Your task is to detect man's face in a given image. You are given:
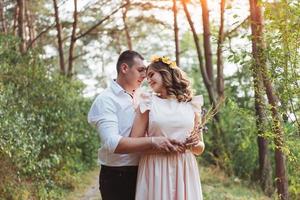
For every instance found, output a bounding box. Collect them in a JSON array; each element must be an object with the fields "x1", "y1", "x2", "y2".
[{"x1": 126, "y1": 57, "x2": 146, "y2": 90}]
